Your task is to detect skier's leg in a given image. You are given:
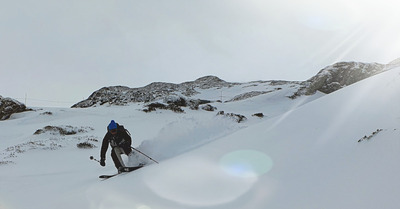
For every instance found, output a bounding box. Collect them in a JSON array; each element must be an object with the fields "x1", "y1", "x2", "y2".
[
  {"x1": 115, "y1": 147, "x2": 126, "y2": 167},
  {"x1": 122, "y1": 145, "x2": 132, "y2": 156},
  {"x1": 111, "y1": 147, "x2": 125, "y2": 169},
  {"x1": 122, "y1": 146, "x2": 136, "y2": 166}
]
